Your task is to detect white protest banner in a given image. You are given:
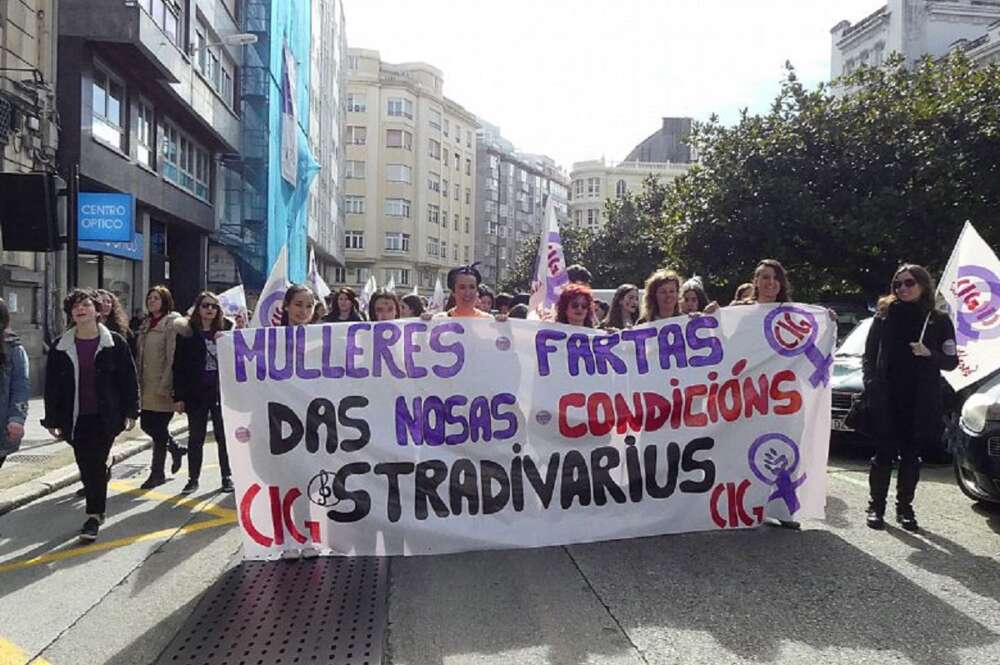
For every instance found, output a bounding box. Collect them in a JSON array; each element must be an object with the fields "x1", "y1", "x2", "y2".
[
  {"x1": 256, "y1": 245, "x2": 290, "y2": 328},
  {"x1": 218, "y1": 284, "x2": 247, "y2": 318},
  {"x1": 218, "y1": 304, "x2": 833, "y2": 559},
  {"x1": 938, "y1": 221, "x2": 1000, "y2": 390},
  {"x1": 527, "y1": 199, "x2": 568, "y2": 319}
]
